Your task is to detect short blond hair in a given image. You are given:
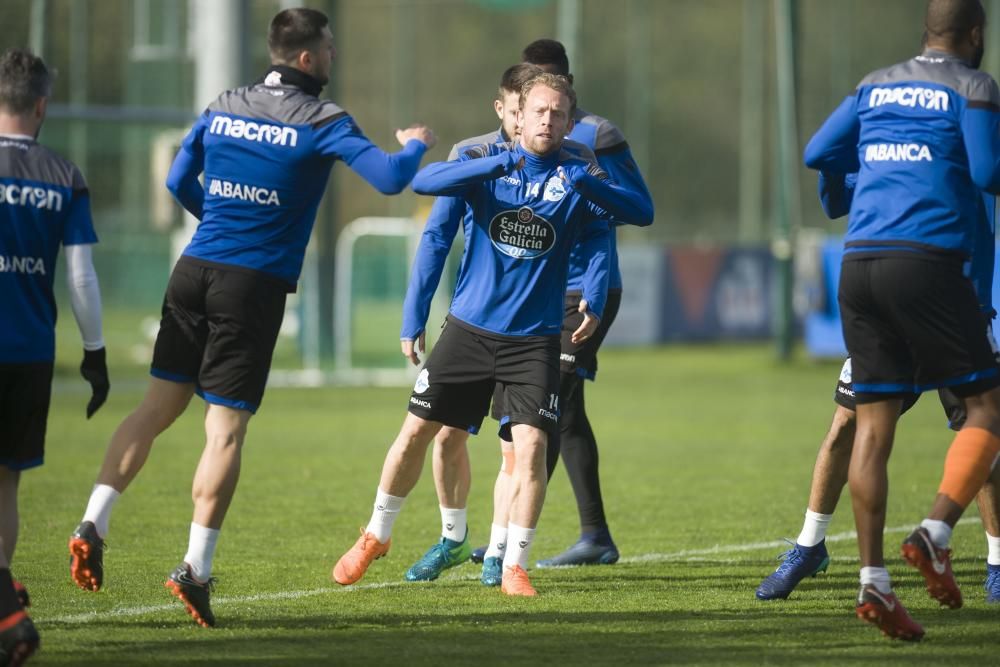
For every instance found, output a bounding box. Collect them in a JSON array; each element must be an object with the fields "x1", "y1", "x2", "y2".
[{"x1": 519, "y1": 72, "x2": 577, "y2": 112}]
